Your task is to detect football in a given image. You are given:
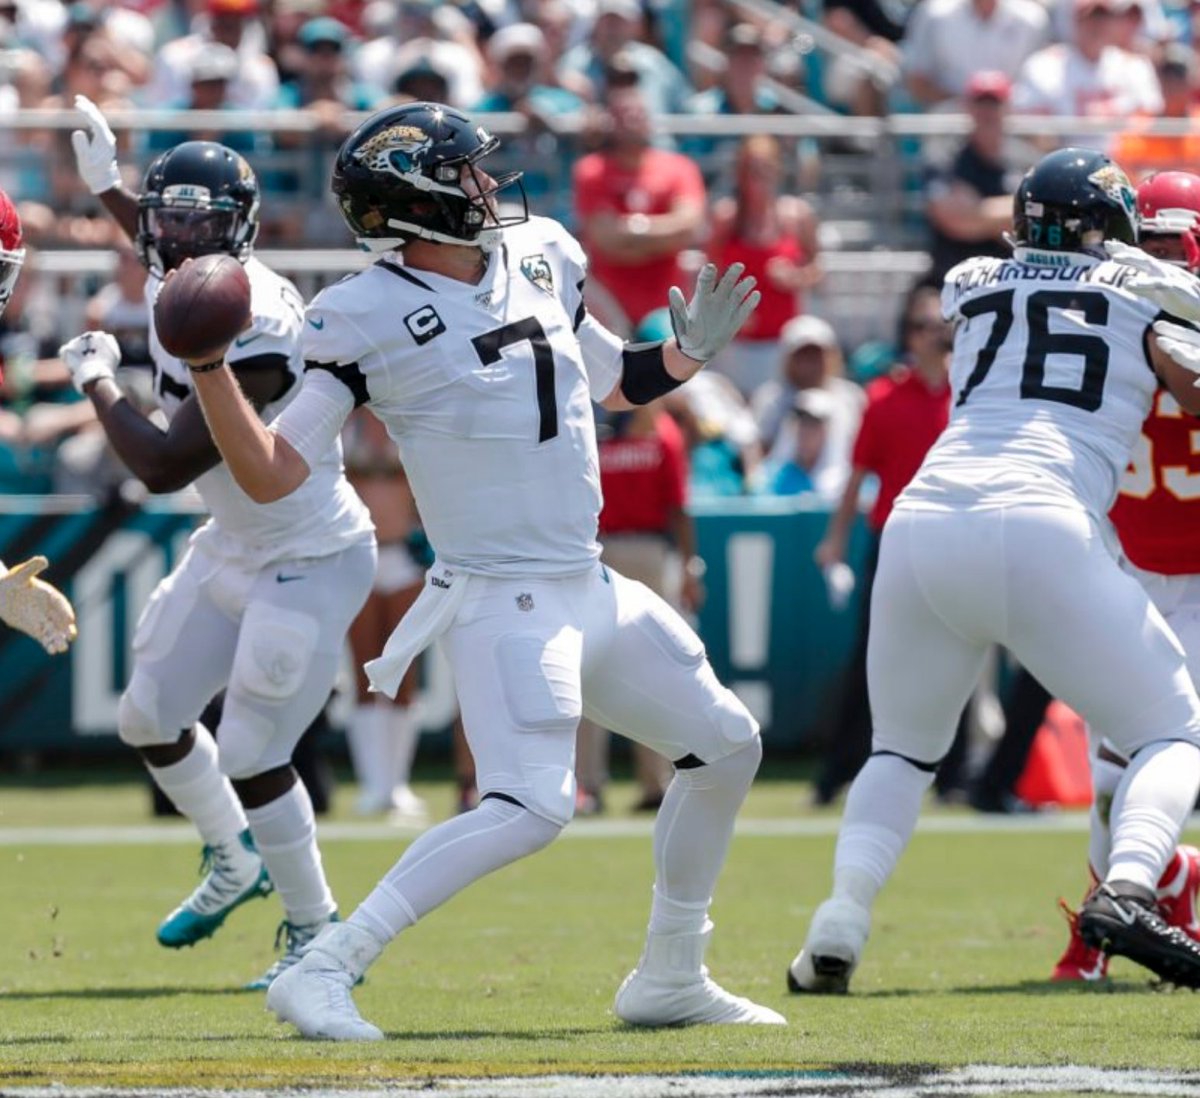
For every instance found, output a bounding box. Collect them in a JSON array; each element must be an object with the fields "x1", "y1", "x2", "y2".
[{"x1": 153, "y1": 253, "x2": 252, "y2": 362}]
